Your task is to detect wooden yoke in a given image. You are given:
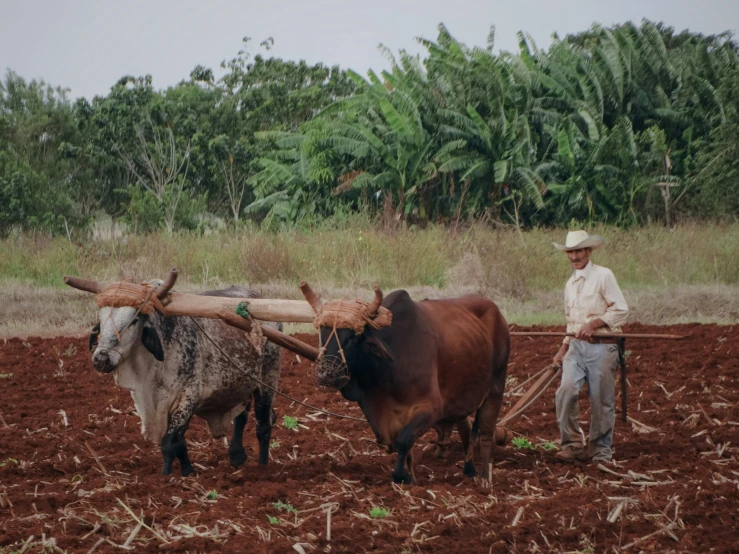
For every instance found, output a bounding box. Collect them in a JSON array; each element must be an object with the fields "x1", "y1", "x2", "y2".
[
  {"x1": 64, "y1": 270, "x2": 315, "y2": 323},
  {"x1": 164, "y1": 293, "x2": 315, "y2": 322}
]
